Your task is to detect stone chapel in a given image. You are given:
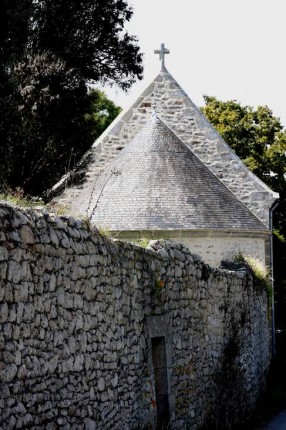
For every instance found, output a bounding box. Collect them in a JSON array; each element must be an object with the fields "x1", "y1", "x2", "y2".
[{"x1": 51, "y1": 45, "x2": 278, "y2": 267}]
